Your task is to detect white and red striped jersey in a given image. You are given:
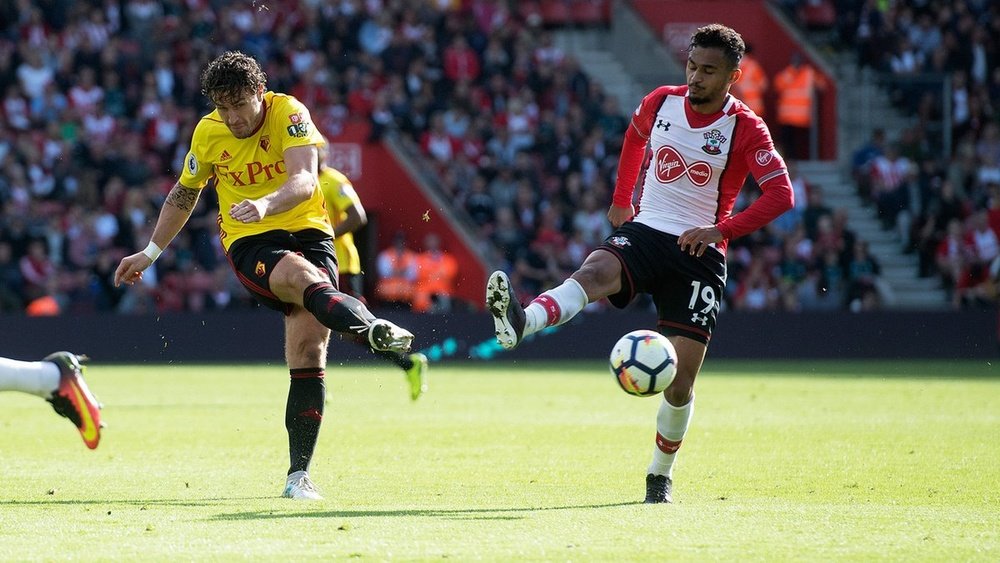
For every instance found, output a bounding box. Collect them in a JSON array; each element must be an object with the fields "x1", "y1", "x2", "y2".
[{"x1": 613, "y1": 85, "x2": 794, "y2": 255}]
